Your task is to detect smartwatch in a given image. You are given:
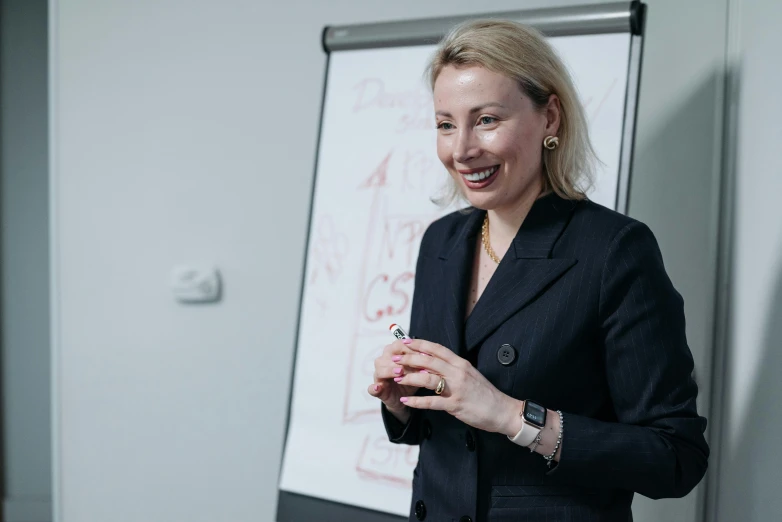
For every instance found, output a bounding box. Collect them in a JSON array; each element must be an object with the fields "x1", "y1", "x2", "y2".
[{"x1": 508, "y1": 400, "x2": 547, "y2": 447}]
